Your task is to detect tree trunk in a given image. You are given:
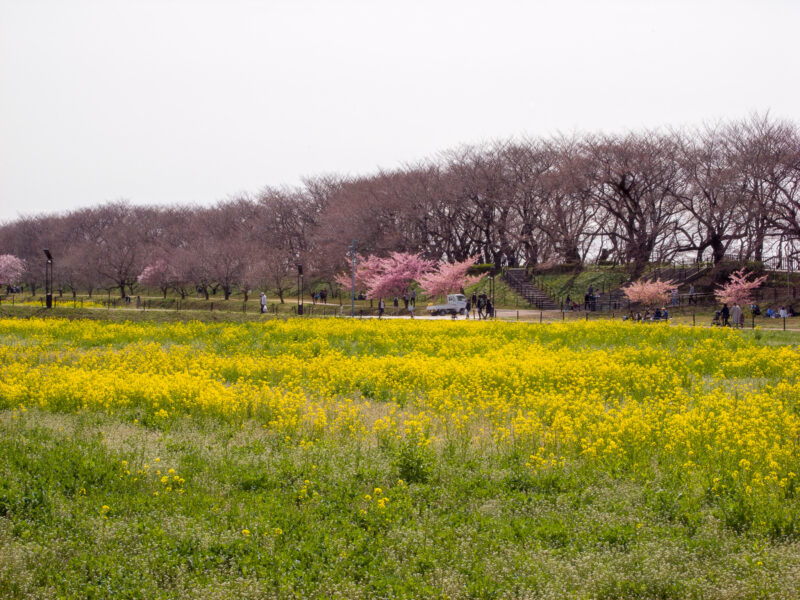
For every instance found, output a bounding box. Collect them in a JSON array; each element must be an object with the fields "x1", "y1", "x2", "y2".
[{"x1": 710, "y1": 236, "x2": 726, "y2": 264}]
